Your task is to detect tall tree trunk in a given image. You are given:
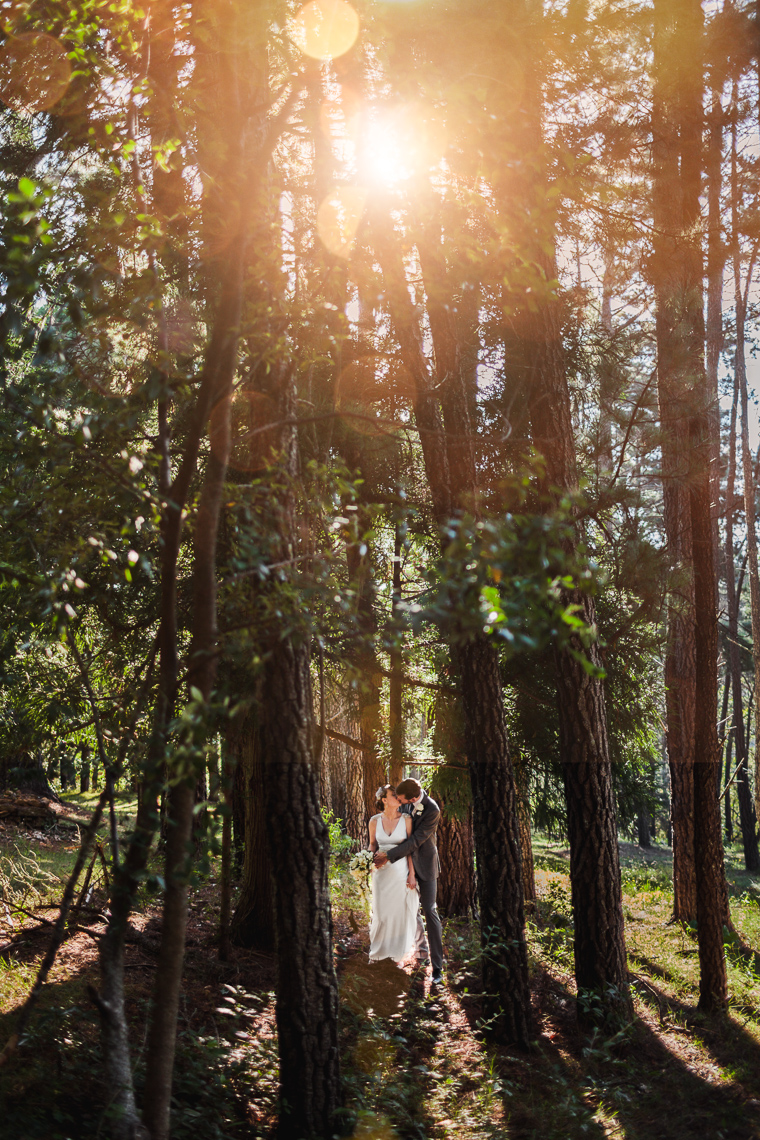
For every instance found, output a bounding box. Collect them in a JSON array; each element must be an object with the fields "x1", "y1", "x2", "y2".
[
  {"x1": 389, "y1": 522, "x2": 405, "y2": 787},
  {"x1": 514, "y1": 754, "x2": 536, "y2": 910},
  {"x1": 229, "y1": 707, "x2": 275, "y2": 950},
  {"x1": 343, "y1": 743, "x2": 365, "y2": 845},
  {"x1": 488, "y1": 0, "x2": 631, "y2": 1025},
  {"x1": 731, "y1": 84, "x2": 760, "y2": 870},
  {"x1": 667, "y1": 0, "x2": 728, "y2": 1008},
  {"x1": 79, "y1": 743, "x2": 91, "y2": 793},
  {"x1": 143, "y1": 253, "x2": 241, "y2": 1139},
  {"x1": 262, "y1": 636, "x2": 341, "y2": 1139},
  {"x1": 690, "y1": 421, "x2": 729, "y2": 1010},
  {"x1": 724, "y1": 370, "x2": 760, "y2": 870},
  {"x1": 524, "y1": 256, "x2": 630, "y2": 1025},
  {"x1": 457, "y1": 636, "x2": 531, "y2": 1045},
  {"x1": 372, "y1": 211, "x2": 532, "y2": 1044},
  {"x1": 724, "y1": 726, "x2": 734, "y2": 844},
  {"x1": 706, "y1": 80, "x2": 724, "y2": 593},
  {"x1": 435, "y1": 798, "x2": 476, "y2": 919},
  {"x1": 264, "y1": 354, "x2": 341, "y2": 1136},
  {"x1": 652, "y1": 0, "x2": 698, "y2": 922},
  {"x1": 430, "y1": 689, "x2": 477, "y2": 918}
]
